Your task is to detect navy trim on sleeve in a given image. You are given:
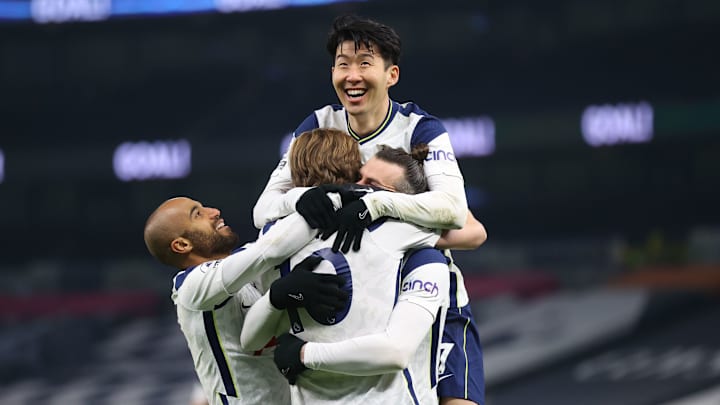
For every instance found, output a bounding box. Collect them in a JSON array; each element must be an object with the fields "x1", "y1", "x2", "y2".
[
  {"x1": 173, "y1": 265, "x2": 198, "y2": 290},
  {"x1": 401, "y1": 248, "x2": 448, "y2": 279},
  {"x1": 410, "y1": 116, "x2": 448, "y2": 147},
  {"x1": 294, "y1": 112, "x2": 320, "y2": 136}
]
